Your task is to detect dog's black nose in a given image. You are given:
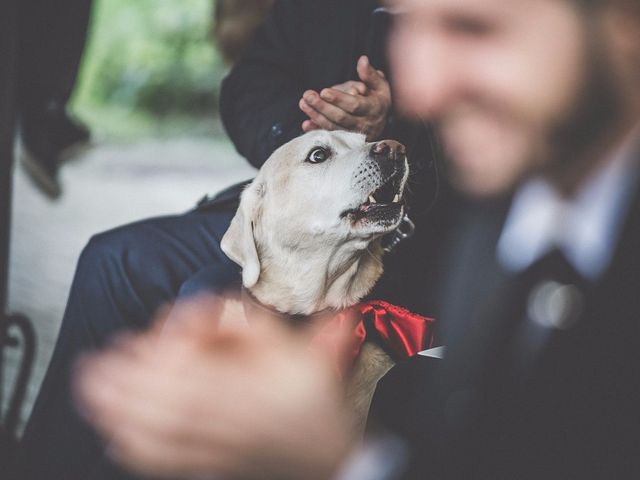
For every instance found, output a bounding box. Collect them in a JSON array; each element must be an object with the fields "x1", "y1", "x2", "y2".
[{"x1": 371, "y1": 140, "x2": 406, "y2": 161}]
